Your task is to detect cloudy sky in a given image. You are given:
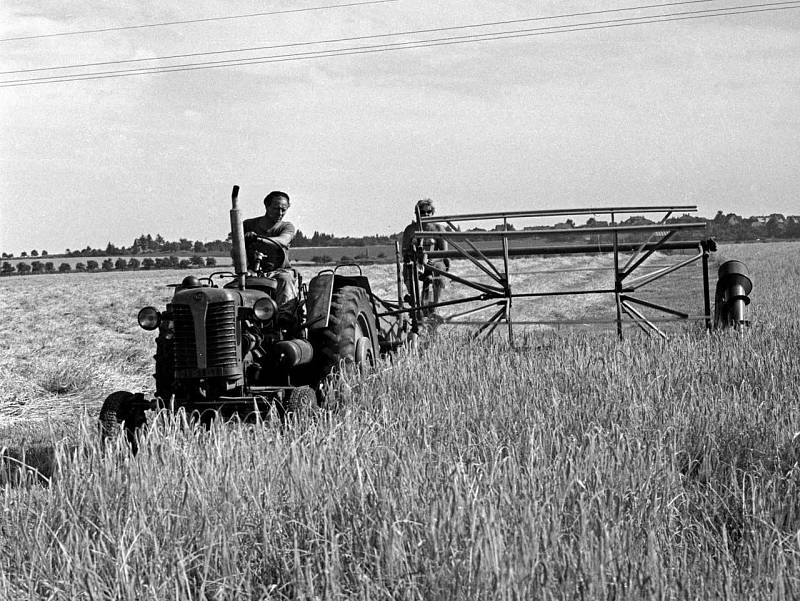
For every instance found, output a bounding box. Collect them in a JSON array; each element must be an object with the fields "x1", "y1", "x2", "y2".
[{"x1": 1, "y1": 0, "x2": 798, "y2": 255}]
